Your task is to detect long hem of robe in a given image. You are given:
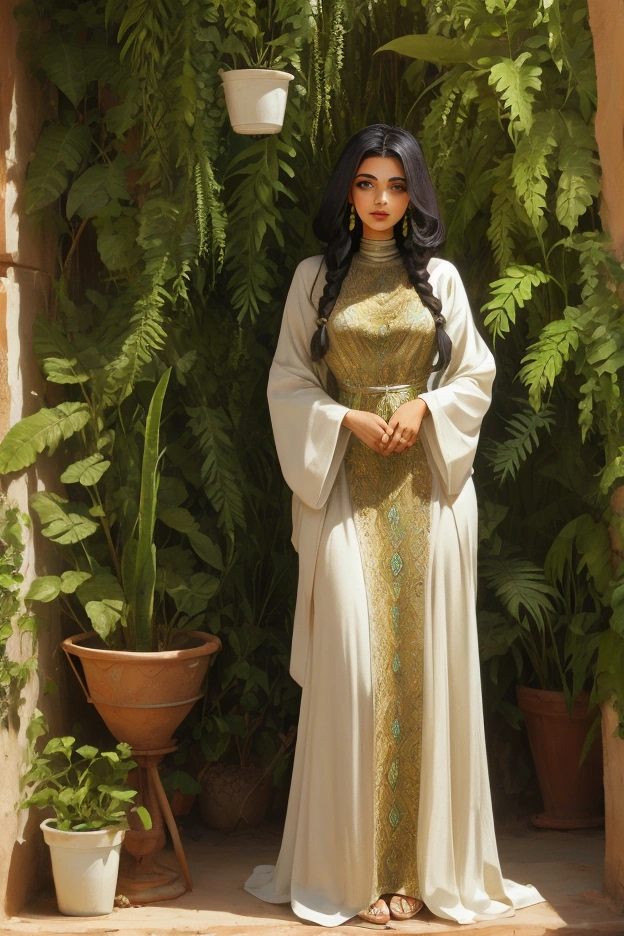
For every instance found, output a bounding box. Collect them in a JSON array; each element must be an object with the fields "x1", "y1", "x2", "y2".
[
  {"x1": 244, "y1": 255, "x2": 545, "y2": 927},
  {"x1": 244, "y1": 471, "x2": 544, "y2": 926}
]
